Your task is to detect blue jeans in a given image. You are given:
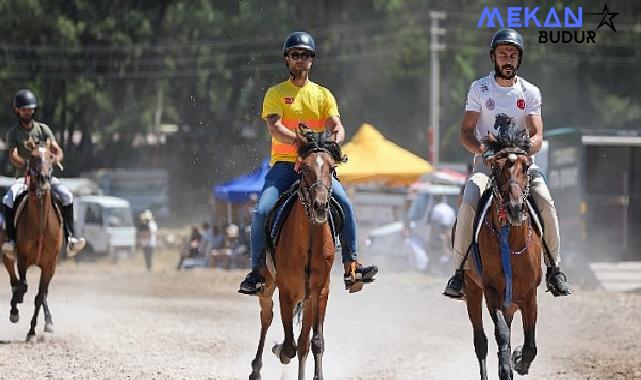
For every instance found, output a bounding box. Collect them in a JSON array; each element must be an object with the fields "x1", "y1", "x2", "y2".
[{"x1": 250, "y1": 162, "x2": 358, "y2": 269}]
